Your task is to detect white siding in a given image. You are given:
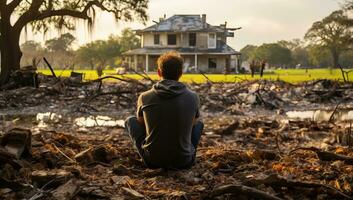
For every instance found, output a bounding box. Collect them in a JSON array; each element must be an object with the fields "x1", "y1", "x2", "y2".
[
  {"x1": 142, "y1": 33, "x2": 182, "y2": 47},
  {"x1": 208, "y1": 33, "x2": 216, "y2": 49}
]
